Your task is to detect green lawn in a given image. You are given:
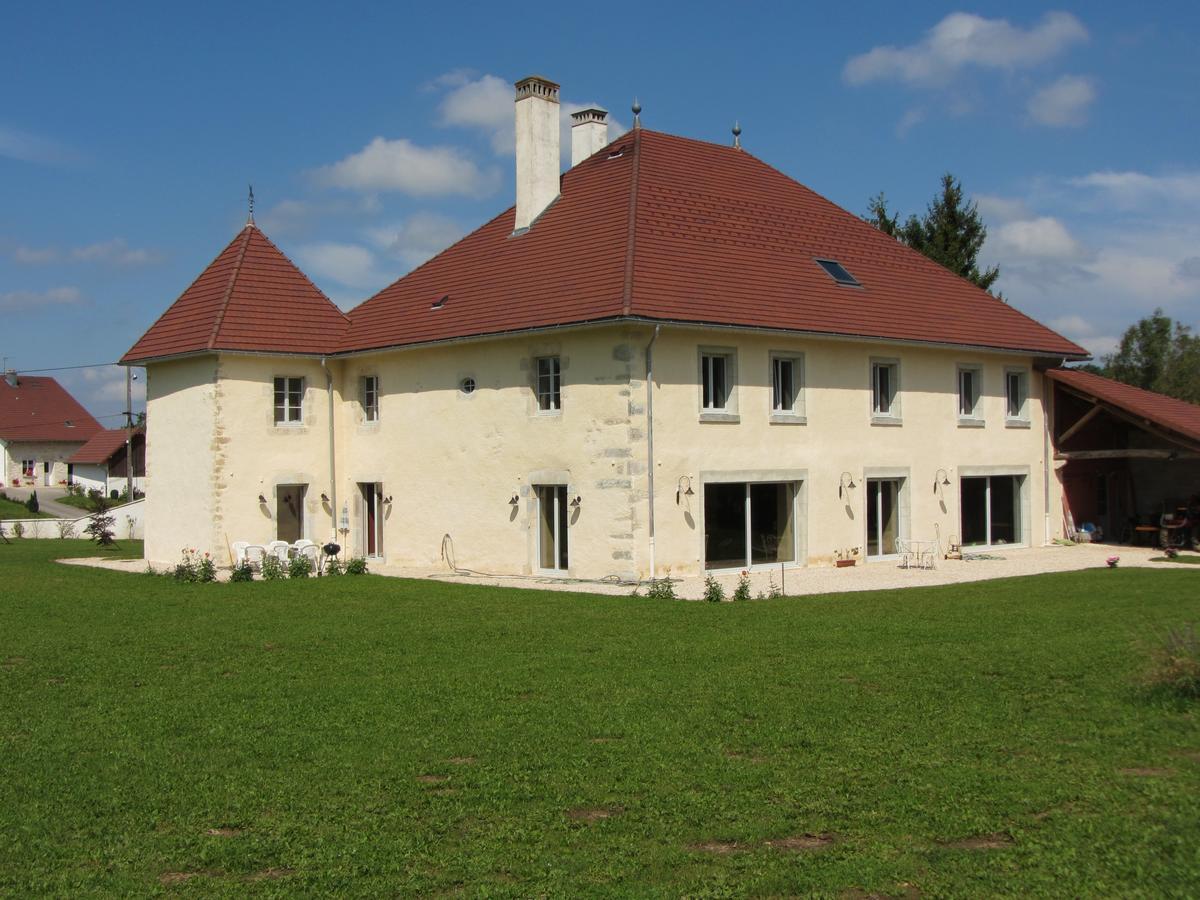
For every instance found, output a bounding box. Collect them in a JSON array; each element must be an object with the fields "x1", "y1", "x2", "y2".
[
  {"x1": 0, "y1": 493, "x2": 52, "y2": 519},
  {"x1": 1, "y1": 540, "x2": 1198, "y2": 897},
  {"x1": 53, "y1": 492, "x2": 94, "y2": 511}
]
